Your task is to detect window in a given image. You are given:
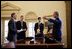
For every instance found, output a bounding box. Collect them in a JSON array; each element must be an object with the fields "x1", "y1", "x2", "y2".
[
  {"x1": 27, "y1": 22, "x2": 35, "y2": 37},
  {"x1": 4, "y1": 20, "x2": 9, "y2": 43}
]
